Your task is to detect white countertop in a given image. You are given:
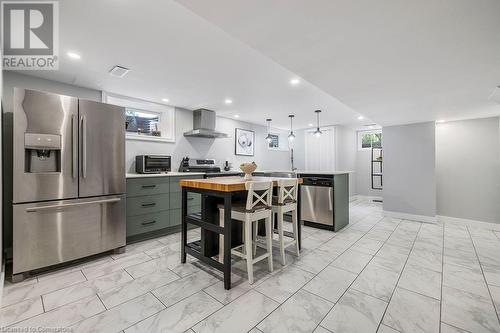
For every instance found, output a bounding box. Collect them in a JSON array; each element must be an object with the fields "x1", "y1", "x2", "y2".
[
  {"x1": 126, "y1": 172, "x2": 205, "y2": 178},
  {"x1": 126, "y1": 170, "x2": 353, "y2": 178},
  {"x1": 257, "y1": 170, "x2": 353, "y2": 175},
  {"x1": 296, "y1": 170, "x2": 353, "y2": 175}
]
